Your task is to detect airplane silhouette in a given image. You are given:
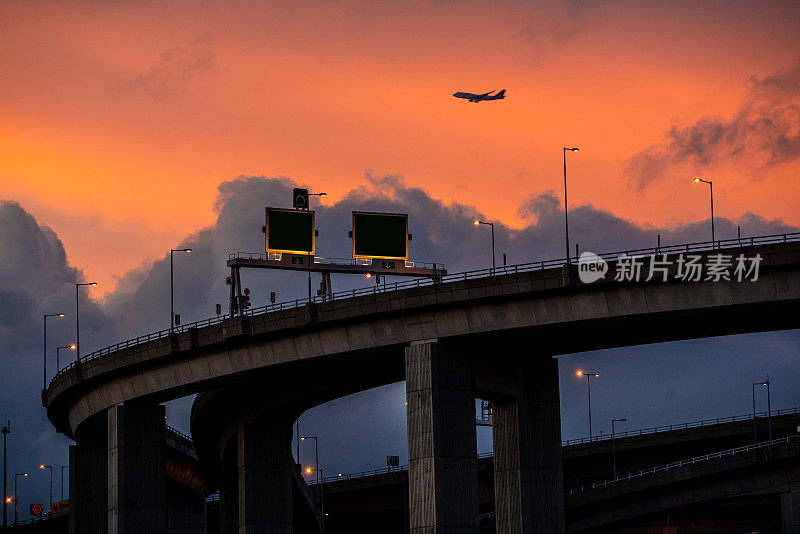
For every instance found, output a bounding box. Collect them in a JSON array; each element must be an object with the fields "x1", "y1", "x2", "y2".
[{"x1": 452, "y1": 89, "x2": 506, "y2": 102}]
